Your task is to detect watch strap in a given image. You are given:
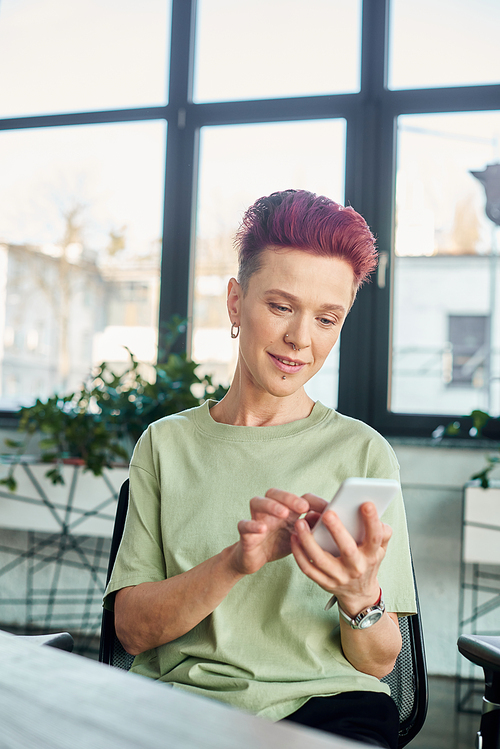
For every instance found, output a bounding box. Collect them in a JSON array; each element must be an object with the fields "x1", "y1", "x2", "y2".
[{"x1": 326, "y1": 588, "x2": 385, "y2": 629}]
